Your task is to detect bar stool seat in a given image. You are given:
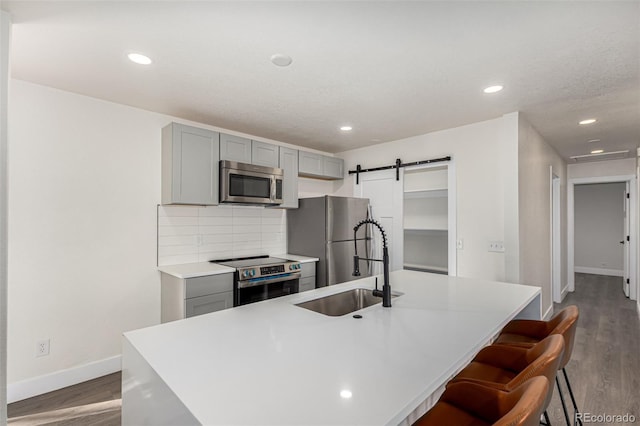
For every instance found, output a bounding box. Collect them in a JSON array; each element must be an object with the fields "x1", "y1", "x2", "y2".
[
  {"x1": 450, "y1": 334, "x2": 564, "y2": 391},
  {"x1": 449, "y1": 334, "x2": 564, "y2": 424},
  {"x1": 414, "y1": 376, "x2": 550, "y2": 426},
  {"x1": 495, "y1": 306, "x2": 581, "y2": 426}
]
